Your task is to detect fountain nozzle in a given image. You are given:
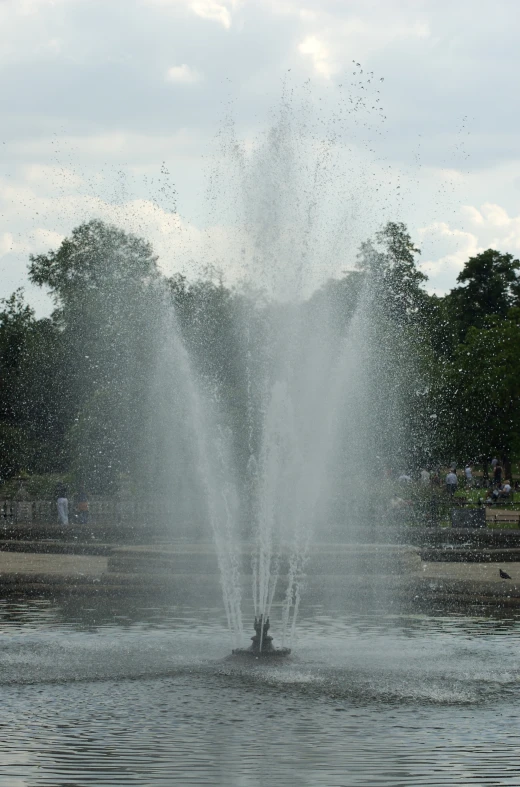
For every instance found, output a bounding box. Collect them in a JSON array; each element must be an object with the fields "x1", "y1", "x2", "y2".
[
  {"x1": 252, "y1": 615, "x2": 273, "y2": 652},
  {"x1": 231, "y1": 614, "x2": 291, "y2": 658}
]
